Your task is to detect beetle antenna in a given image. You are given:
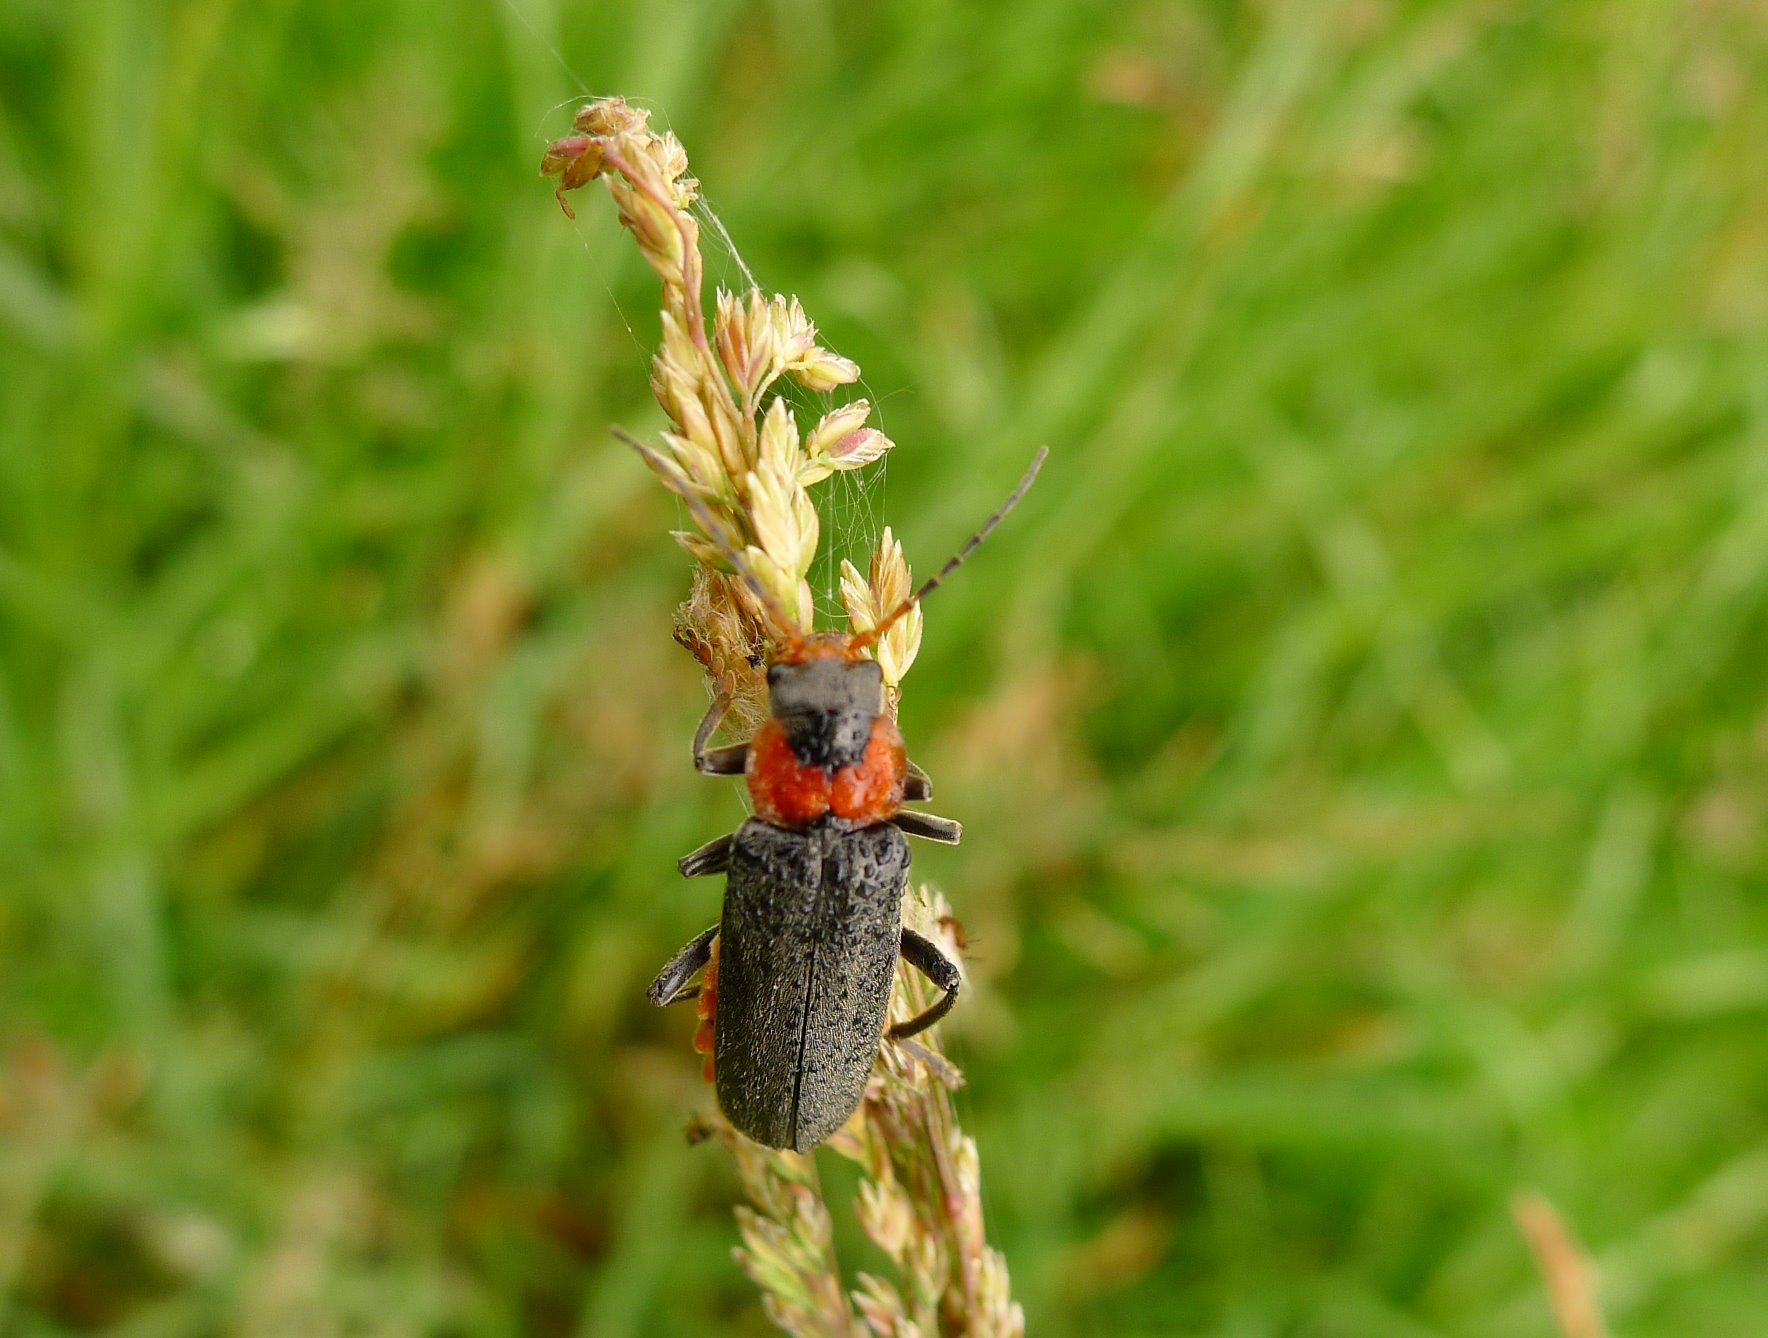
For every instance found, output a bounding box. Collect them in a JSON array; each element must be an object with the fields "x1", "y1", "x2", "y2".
[
  {"x1": 611, "y1": 426, "x2": 803, "y2": 647},
  {"x1": 851, "y1": 446, "x2": 1047, "y2": 652}
]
